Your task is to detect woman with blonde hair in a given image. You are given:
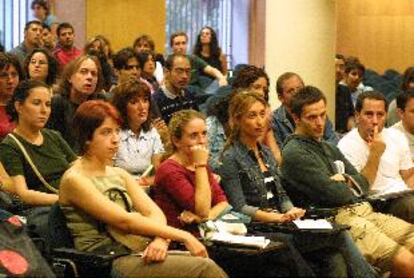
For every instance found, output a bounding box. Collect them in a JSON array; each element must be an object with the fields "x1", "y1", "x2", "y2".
[{"x1": 218, "y1": 91, "x2": 376, "y2": 277}]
